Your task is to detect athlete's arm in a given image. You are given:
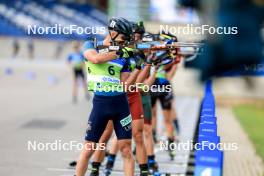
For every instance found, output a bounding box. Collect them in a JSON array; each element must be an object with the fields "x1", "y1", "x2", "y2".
[
  {"x1": 82, "y1": 40, "x2": 118, "y2": 64},
  {"x1": 135, "y1": 64, "x2": 151, "y2": 83},
  {"x1": 143, "y1": 66, "x2": 158, "y2": 86},
  {"x1": 83, "y1": 49, "x2": 117, "y2": 64},
  {"x1": 167, "y1": 64, "x2": 178, "y2": 81},
  {"x1": 121, "y1": 69, "x2": 141, "y2": 87}
]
